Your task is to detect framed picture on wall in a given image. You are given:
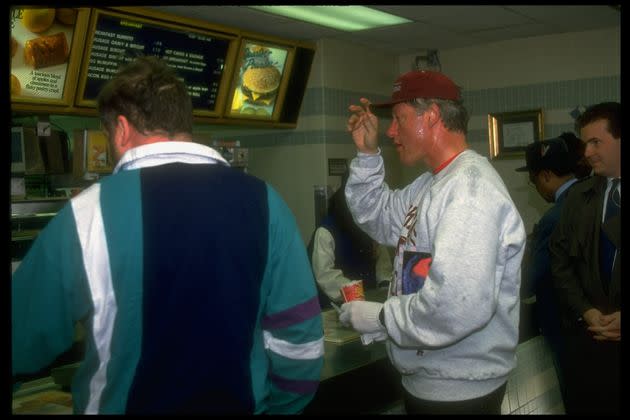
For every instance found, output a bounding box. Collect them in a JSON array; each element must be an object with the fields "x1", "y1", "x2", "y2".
[
  {"x1": 73, "y1": 129, "x2": 113, "y2": 179},
  {"x1": 488, "y1": 109, "x2": 544, "y2": 159}
]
